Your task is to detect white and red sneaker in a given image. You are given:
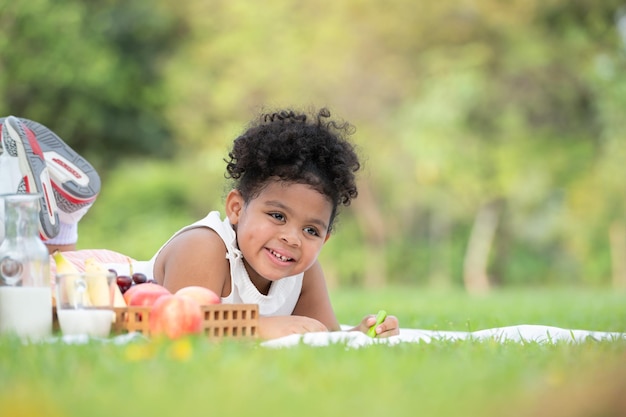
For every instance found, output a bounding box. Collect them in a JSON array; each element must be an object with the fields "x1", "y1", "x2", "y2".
[
  {"x1": 0, "y1": 116, "x2": 59, "y2": 240},
  {"x1": 0, "y1": 116, "x2": 100, "y2": 225}
]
